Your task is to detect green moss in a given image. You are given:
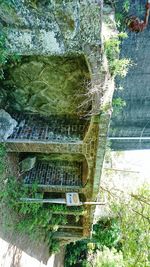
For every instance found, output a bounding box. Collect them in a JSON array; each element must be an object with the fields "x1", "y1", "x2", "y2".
[
  {"x1": 55, "y1": 9, "x2": 75, "y2": 32},
  {"x1": 3, "y1": 55, "x2": 90, "y2": 116},
  {"x1": 0, "y1": 2, "x2": 20, "y2": 25},
  {"x1": 0, "y1": 175, "x2": 65, "y2": 254},
  {"x1": 37, "y1": 153, "x2": 86, "y2": 162}
]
